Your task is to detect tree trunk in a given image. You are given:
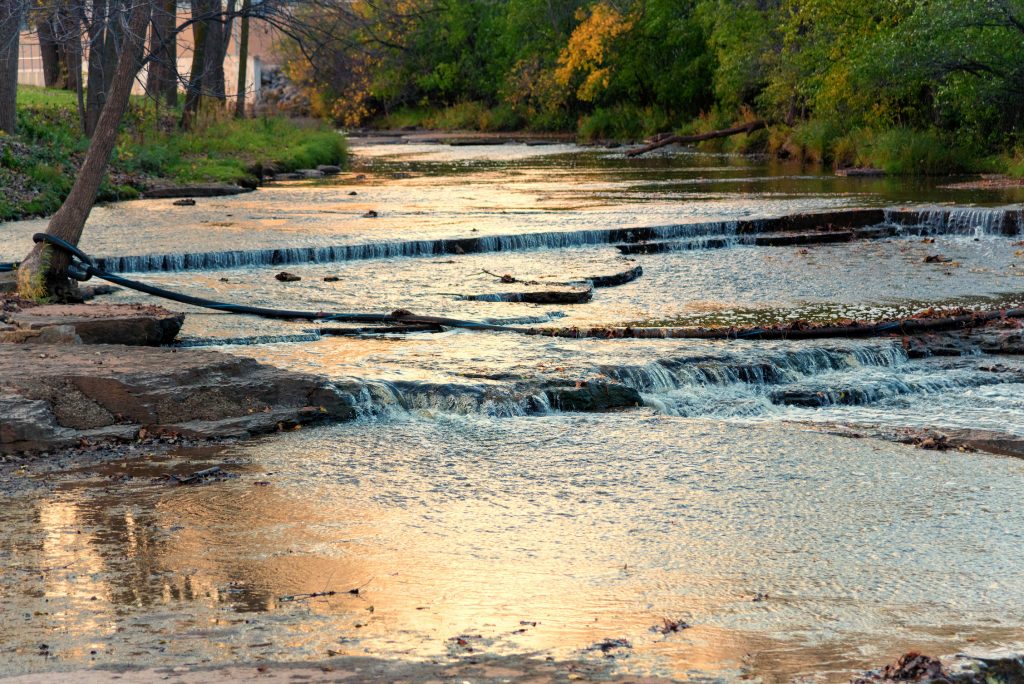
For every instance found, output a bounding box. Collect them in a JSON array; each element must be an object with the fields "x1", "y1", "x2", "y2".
[
  {"x1": 625, "y1": 120, "x2": 768, "y2": 157},
  {"x1": 203, "y1": 0, "x2": 226, "y2": 102},
  {"x1": 146, "y1": 0, "x2": 177, "y2": 106},
  {"x1": 18, "y1": 0, "x2": 152, "y2": 302},
  {"x1": 37, "y1": 17, "x2": 64, "y2": 87},
  {"x1": 234, "y1": 0, "x2": 249, "y2": 118},
  {"x1": 60, "y1": 12, "x2": 83, "y2": 94},
  {"x1": 180, "y1": 0, "x2": 209, "y2": 128},
  {"x1": 85, "y1": 0, "x2": 124, "y2": 136},
  {"x1": 0, "y1": 0, "x2": 22, "y2": 134}
]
